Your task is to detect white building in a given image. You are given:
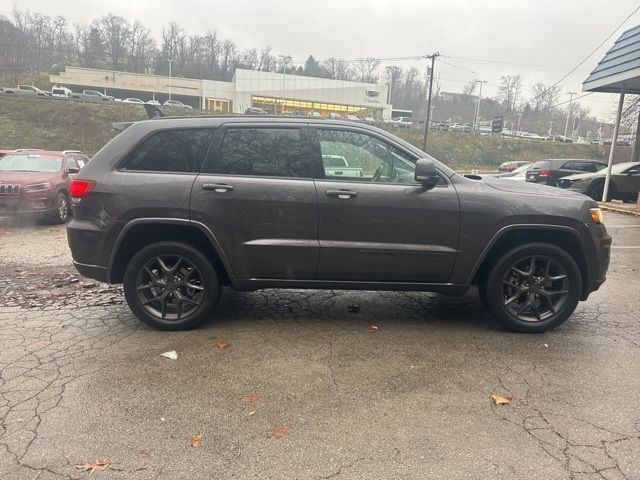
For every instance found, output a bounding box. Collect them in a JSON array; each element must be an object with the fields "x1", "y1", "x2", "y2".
[{"x1": 51, "y1": 66, "x2": 392, "y2": 119}]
